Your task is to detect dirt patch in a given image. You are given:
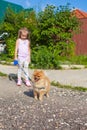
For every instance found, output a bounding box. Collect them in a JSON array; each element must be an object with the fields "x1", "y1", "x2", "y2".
[{"x1": 0, "y1": 77, "x2": 87, "y2": 130}]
